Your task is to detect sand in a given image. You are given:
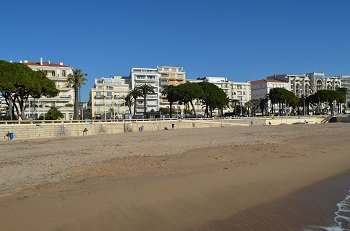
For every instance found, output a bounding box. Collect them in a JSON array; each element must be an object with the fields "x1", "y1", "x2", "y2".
[{"x1": 0, "y1": 123, "x2": 350, "y2": 230}]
